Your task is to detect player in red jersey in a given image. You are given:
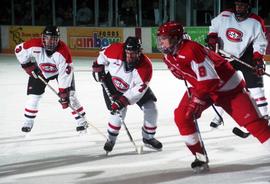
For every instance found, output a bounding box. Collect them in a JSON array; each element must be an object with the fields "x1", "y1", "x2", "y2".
[{"x1": 157, "y1": 21, "x2": 270, "y2": 172}]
